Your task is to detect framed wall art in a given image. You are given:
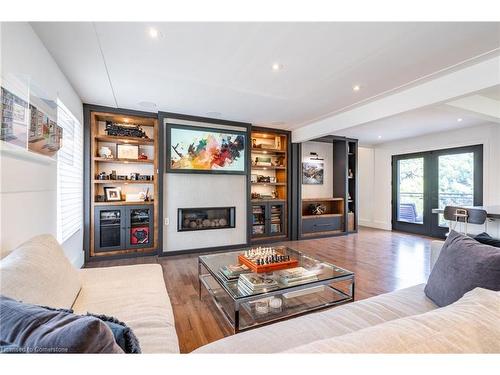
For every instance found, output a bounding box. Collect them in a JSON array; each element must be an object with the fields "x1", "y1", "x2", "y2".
[
  {"x1": 302, "y1": 161, "x2": 324, "y2": 185},
  {"x1": 166, "y1": 124, "x2": 247, "y2": 174}
]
